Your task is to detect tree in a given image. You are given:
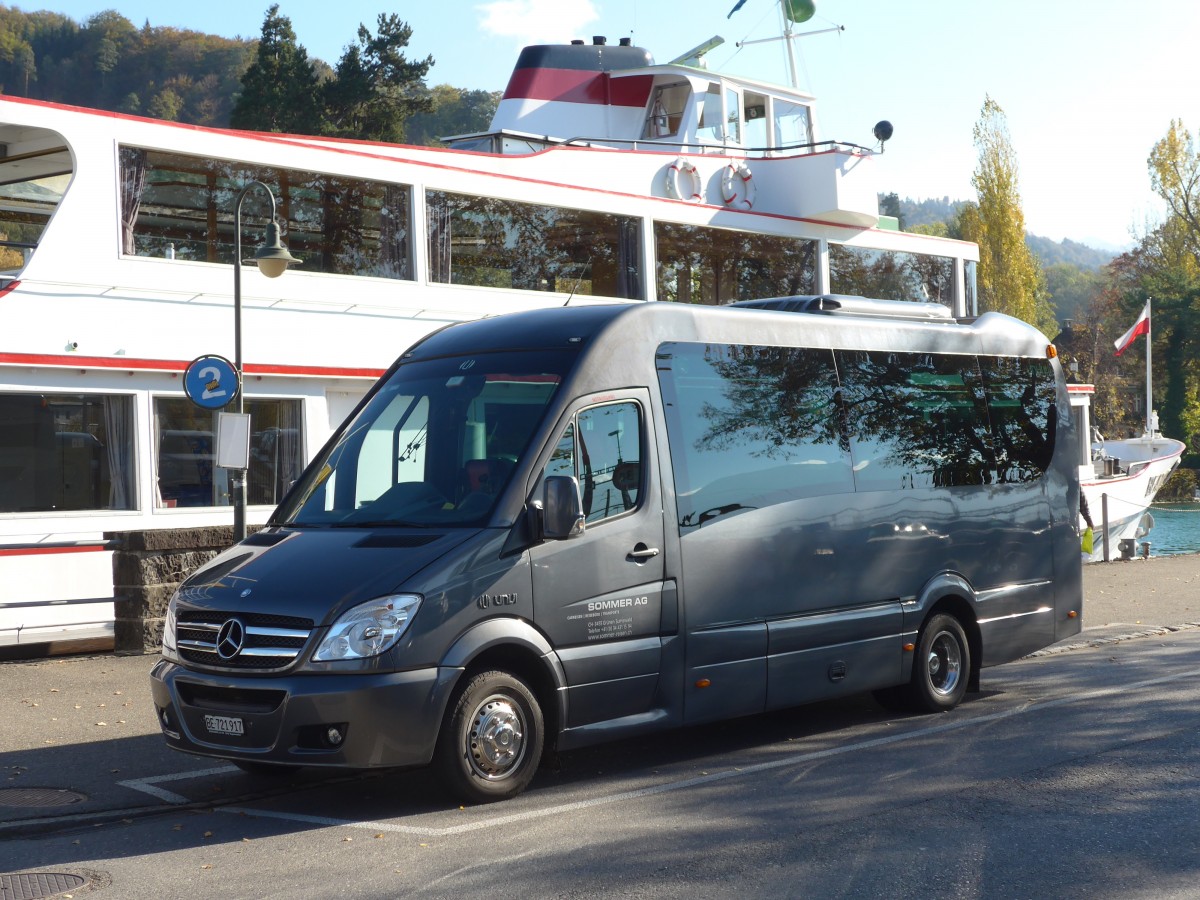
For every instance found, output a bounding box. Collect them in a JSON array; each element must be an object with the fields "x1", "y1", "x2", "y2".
[
  {"x1": 148, "y1": 86, "x2": 182, "y2": 121},
  {"x1": 322, "y1": 14, "x2": 433, "y2": 142},
  {"x1": 954, "y1": 96, "x2": 1054, "y2": 333},
  {"x1": 1044, "y1": 262, "x2": 1105, "y2": 325},
  {"x1": 404, "y1": 85, "x2": 500, "y2": 146},
  {"x1": 231, "y1": 5, "x2": 323, "y2": 134},
  {"x1": 878, "y1": 192, "x2": 903, "y2": 229},
  {"x1": 1149, "y1": 120, "x2": 1200, "y2": 262}
]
